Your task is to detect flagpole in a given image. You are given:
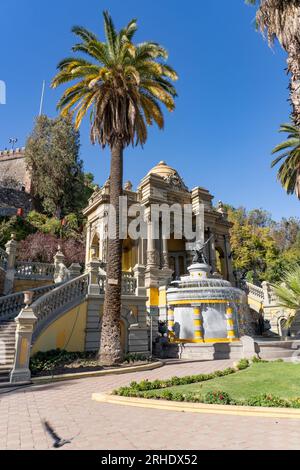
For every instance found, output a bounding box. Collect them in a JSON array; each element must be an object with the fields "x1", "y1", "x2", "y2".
[{"x1": 39, "y1": 80, "x2": 46, "y2": 116}]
